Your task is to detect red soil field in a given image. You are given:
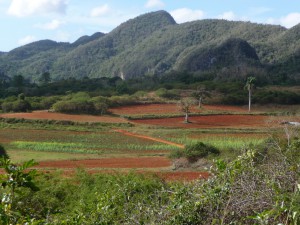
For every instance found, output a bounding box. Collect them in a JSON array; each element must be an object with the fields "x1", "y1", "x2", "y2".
[
  {"x1": 134, "y1": 115, "x2": 273, "y2": 128},
  {"x1": 0, "y1": 110, "x2": 128, "y2": 123},
  {"x1": 110, "y1": 104, "x2": 247, "y2": 115},
  {"x1": 35, "y1": 157, "x2": 172, "y2": 169},
  {"x1": 188, "y1": 132, "x2": 269, "y2": 139}
]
